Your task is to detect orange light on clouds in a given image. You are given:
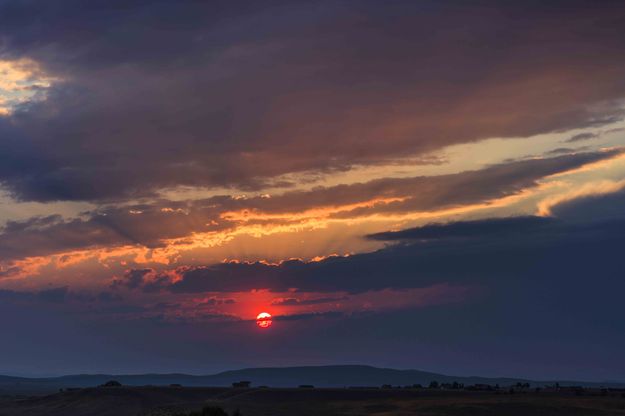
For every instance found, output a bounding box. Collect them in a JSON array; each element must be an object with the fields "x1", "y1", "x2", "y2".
[
  {"x1": 3, "y1": 147, "x2": 625, "y2": 288},
  {"x1": 0, "y1": 58, "x2": 56, "y2": 115}
]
